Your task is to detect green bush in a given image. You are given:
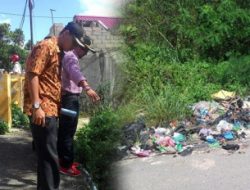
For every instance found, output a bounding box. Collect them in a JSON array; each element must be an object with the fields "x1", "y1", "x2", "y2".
[
  {"x1": 105, "y1": 0, "x2": 250, "y2": 126},
  {"x1": 11, "y1": 103, "x2": 29, "y2": 128},
  {"x1": 211, "y1": 55, "x2": 250, "y2": 94},
  {"x1": 75, "y1": 107, "x2": 121, "y2": 189},
  {"x1": 122, "y1": 0, "x2": 250, "y2": 62},
  {"x1": 136, "y1": 85, "x2": 190, "y2": 125},
  {"x1": 119, "y1": 42, "x2": 249, "y2": 125},
  {"x1": 79, "y1": 82, "x2": 114, "y2": 116},
  {"x1": 0, "y1": 120, "x2": 8, "y2": 135}
]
